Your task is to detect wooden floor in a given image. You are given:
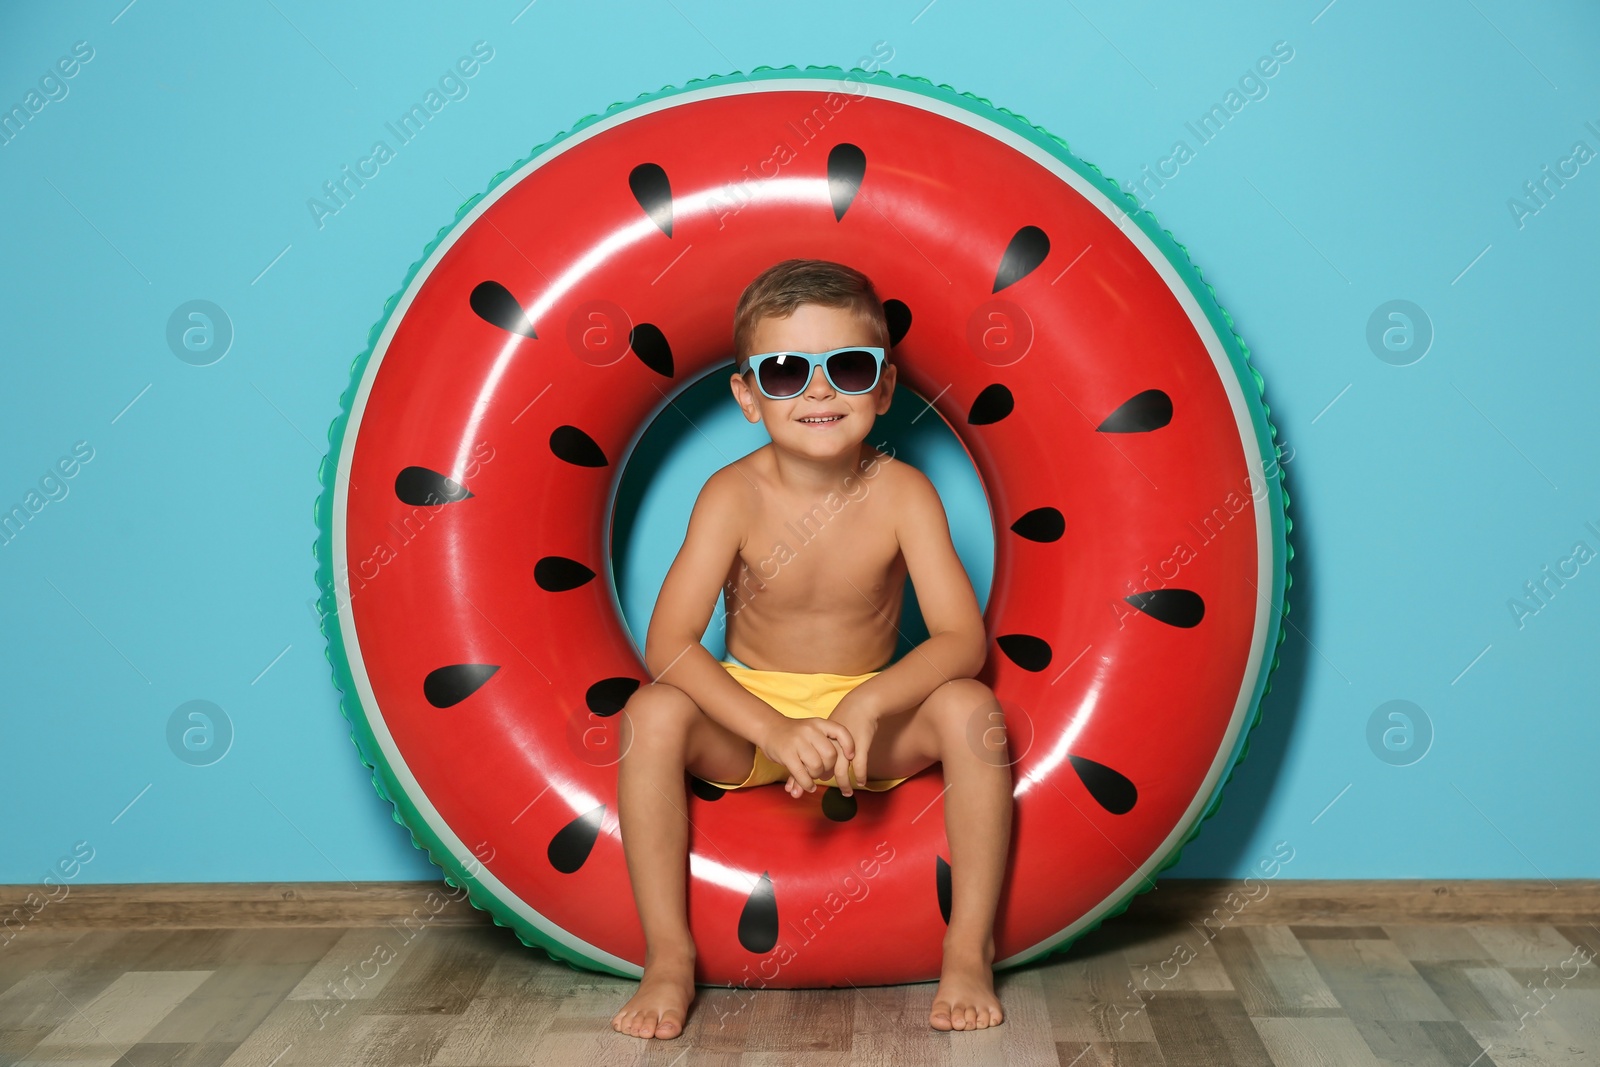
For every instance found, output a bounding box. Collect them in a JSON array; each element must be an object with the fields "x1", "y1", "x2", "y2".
[{"x1": 4, "y1": 912, "x2": 1599, "y2": 1066}]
